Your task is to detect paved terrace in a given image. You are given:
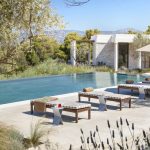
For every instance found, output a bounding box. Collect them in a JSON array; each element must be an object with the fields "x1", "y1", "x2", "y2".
[{"x1": 0, "y1": 87, "x2": 150, "y2": 149}]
